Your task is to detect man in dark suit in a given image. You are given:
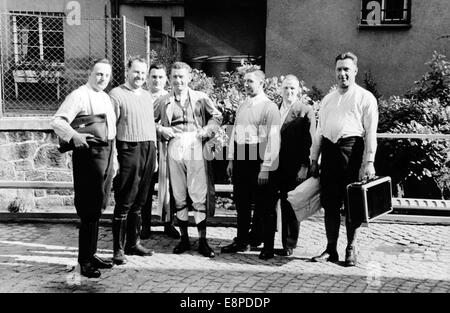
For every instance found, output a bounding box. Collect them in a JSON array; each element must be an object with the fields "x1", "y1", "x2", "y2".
[{"x1": 275, "y1": 75, "x2": 316, "y2": 256}]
